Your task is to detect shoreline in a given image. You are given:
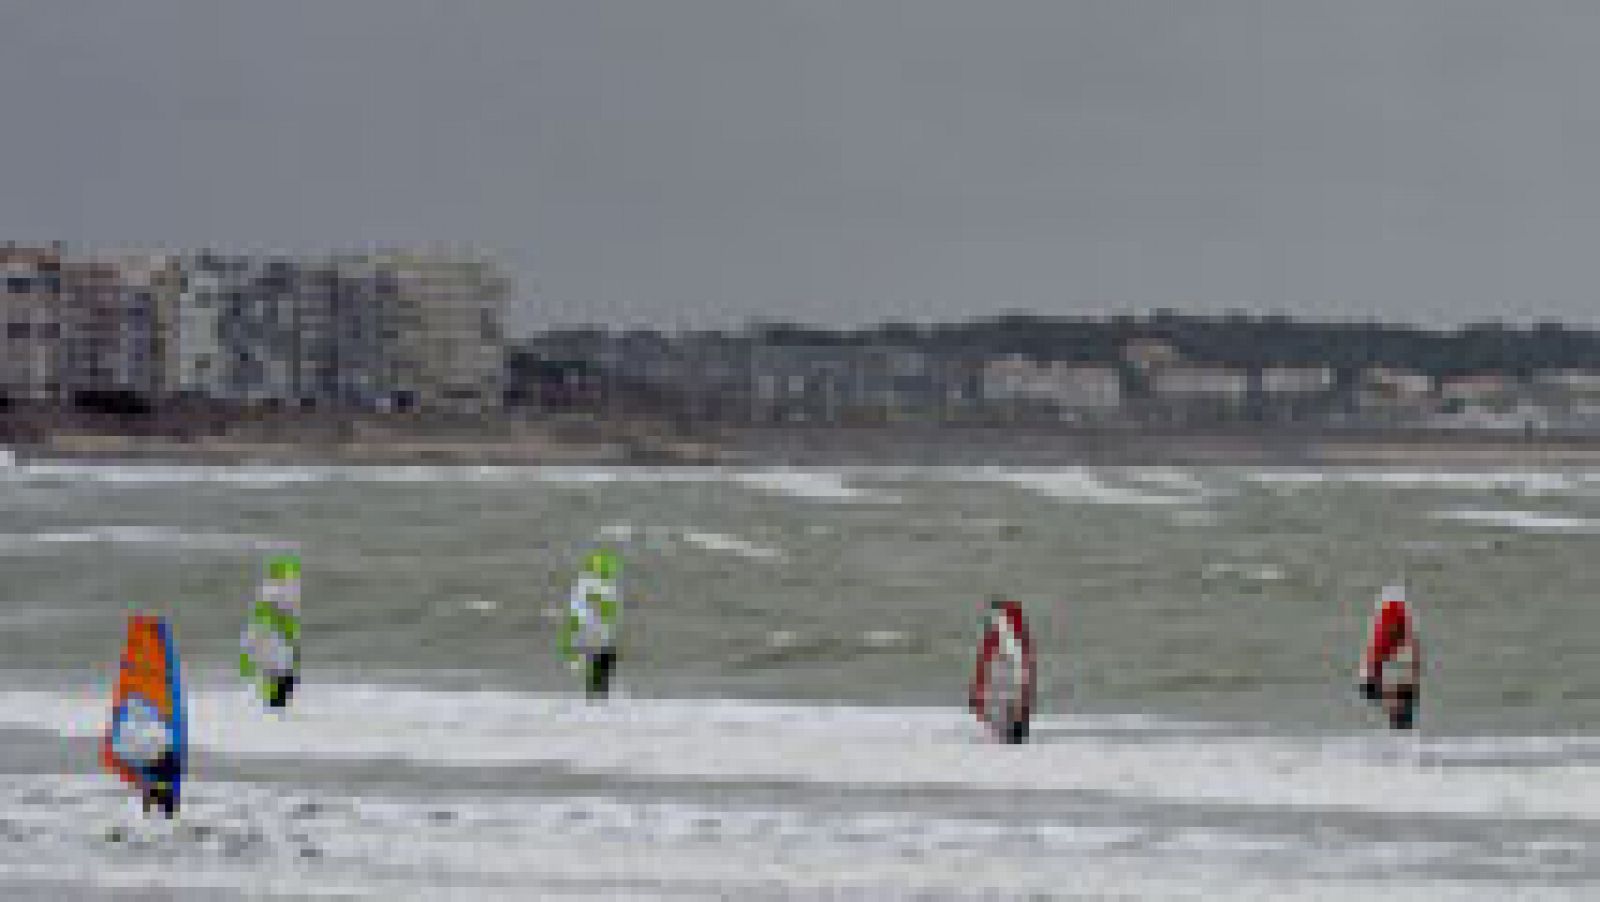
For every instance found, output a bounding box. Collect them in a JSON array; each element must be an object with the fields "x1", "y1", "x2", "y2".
[{"x1": 9, "y1": 423, "x2": 1600, "y2": 468}]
